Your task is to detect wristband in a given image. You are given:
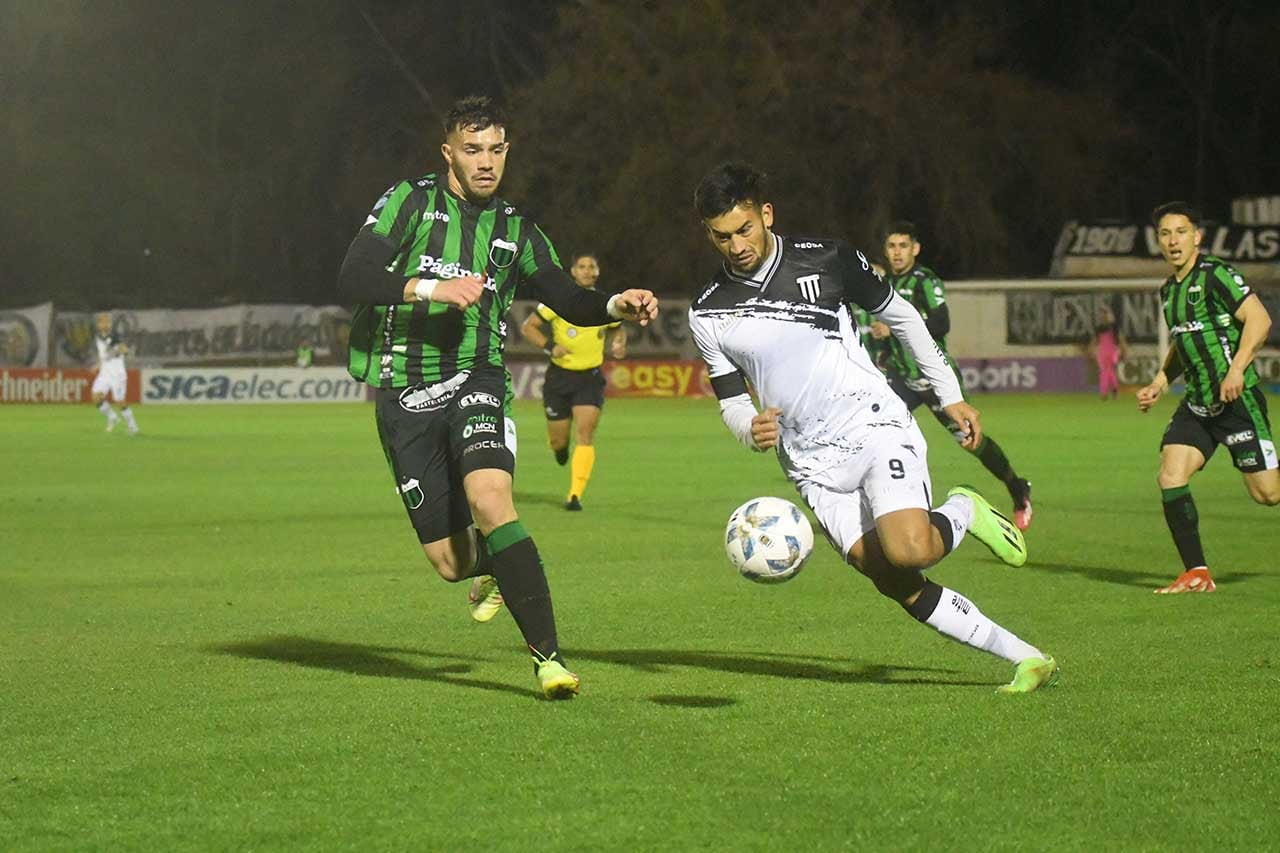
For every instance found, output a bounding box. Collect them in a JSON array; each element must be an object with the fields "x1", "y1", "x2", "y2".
[
  {"x1": 413, "y1": 278, "x2": 439, "y2": 303},
  {"x1": 543, "y1": 340, "x2": 556, "y2": 354},
  {"x1": 605, "y1": 293, "x2": 623, "y2": 320}
]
